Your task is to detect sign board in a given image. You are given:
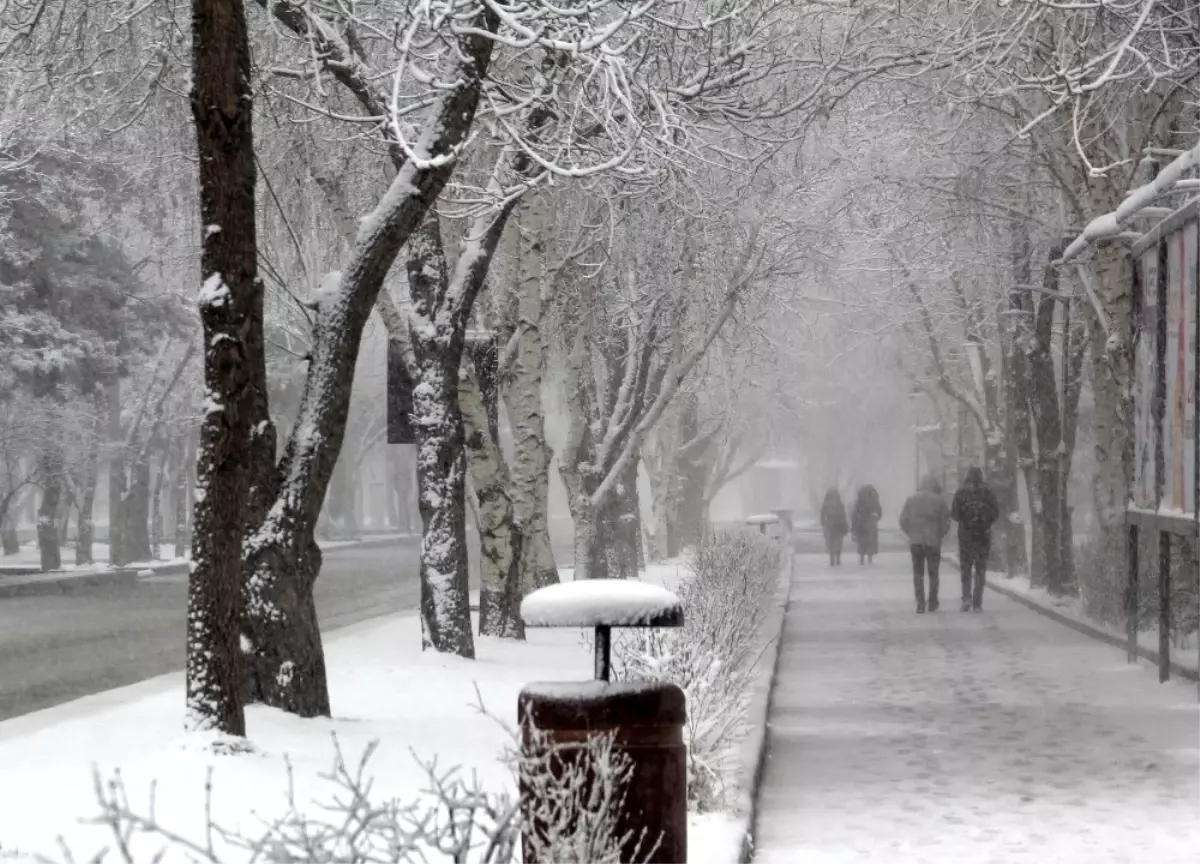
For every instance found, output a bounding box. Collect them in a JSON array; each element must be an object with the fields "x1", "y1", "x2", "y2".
[{"x1": 1128, "y1": 200, "x2": 1199, "y2": 527}]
